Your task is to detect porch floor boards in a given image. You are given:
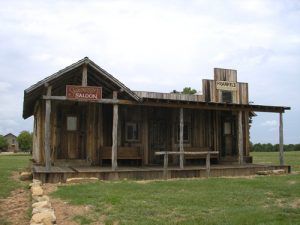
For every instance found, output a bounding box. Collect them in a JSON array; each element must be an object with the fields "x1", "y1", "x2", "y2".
[{"x1": 32, "y1": 163, "x2": 291, "y2": 183}]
